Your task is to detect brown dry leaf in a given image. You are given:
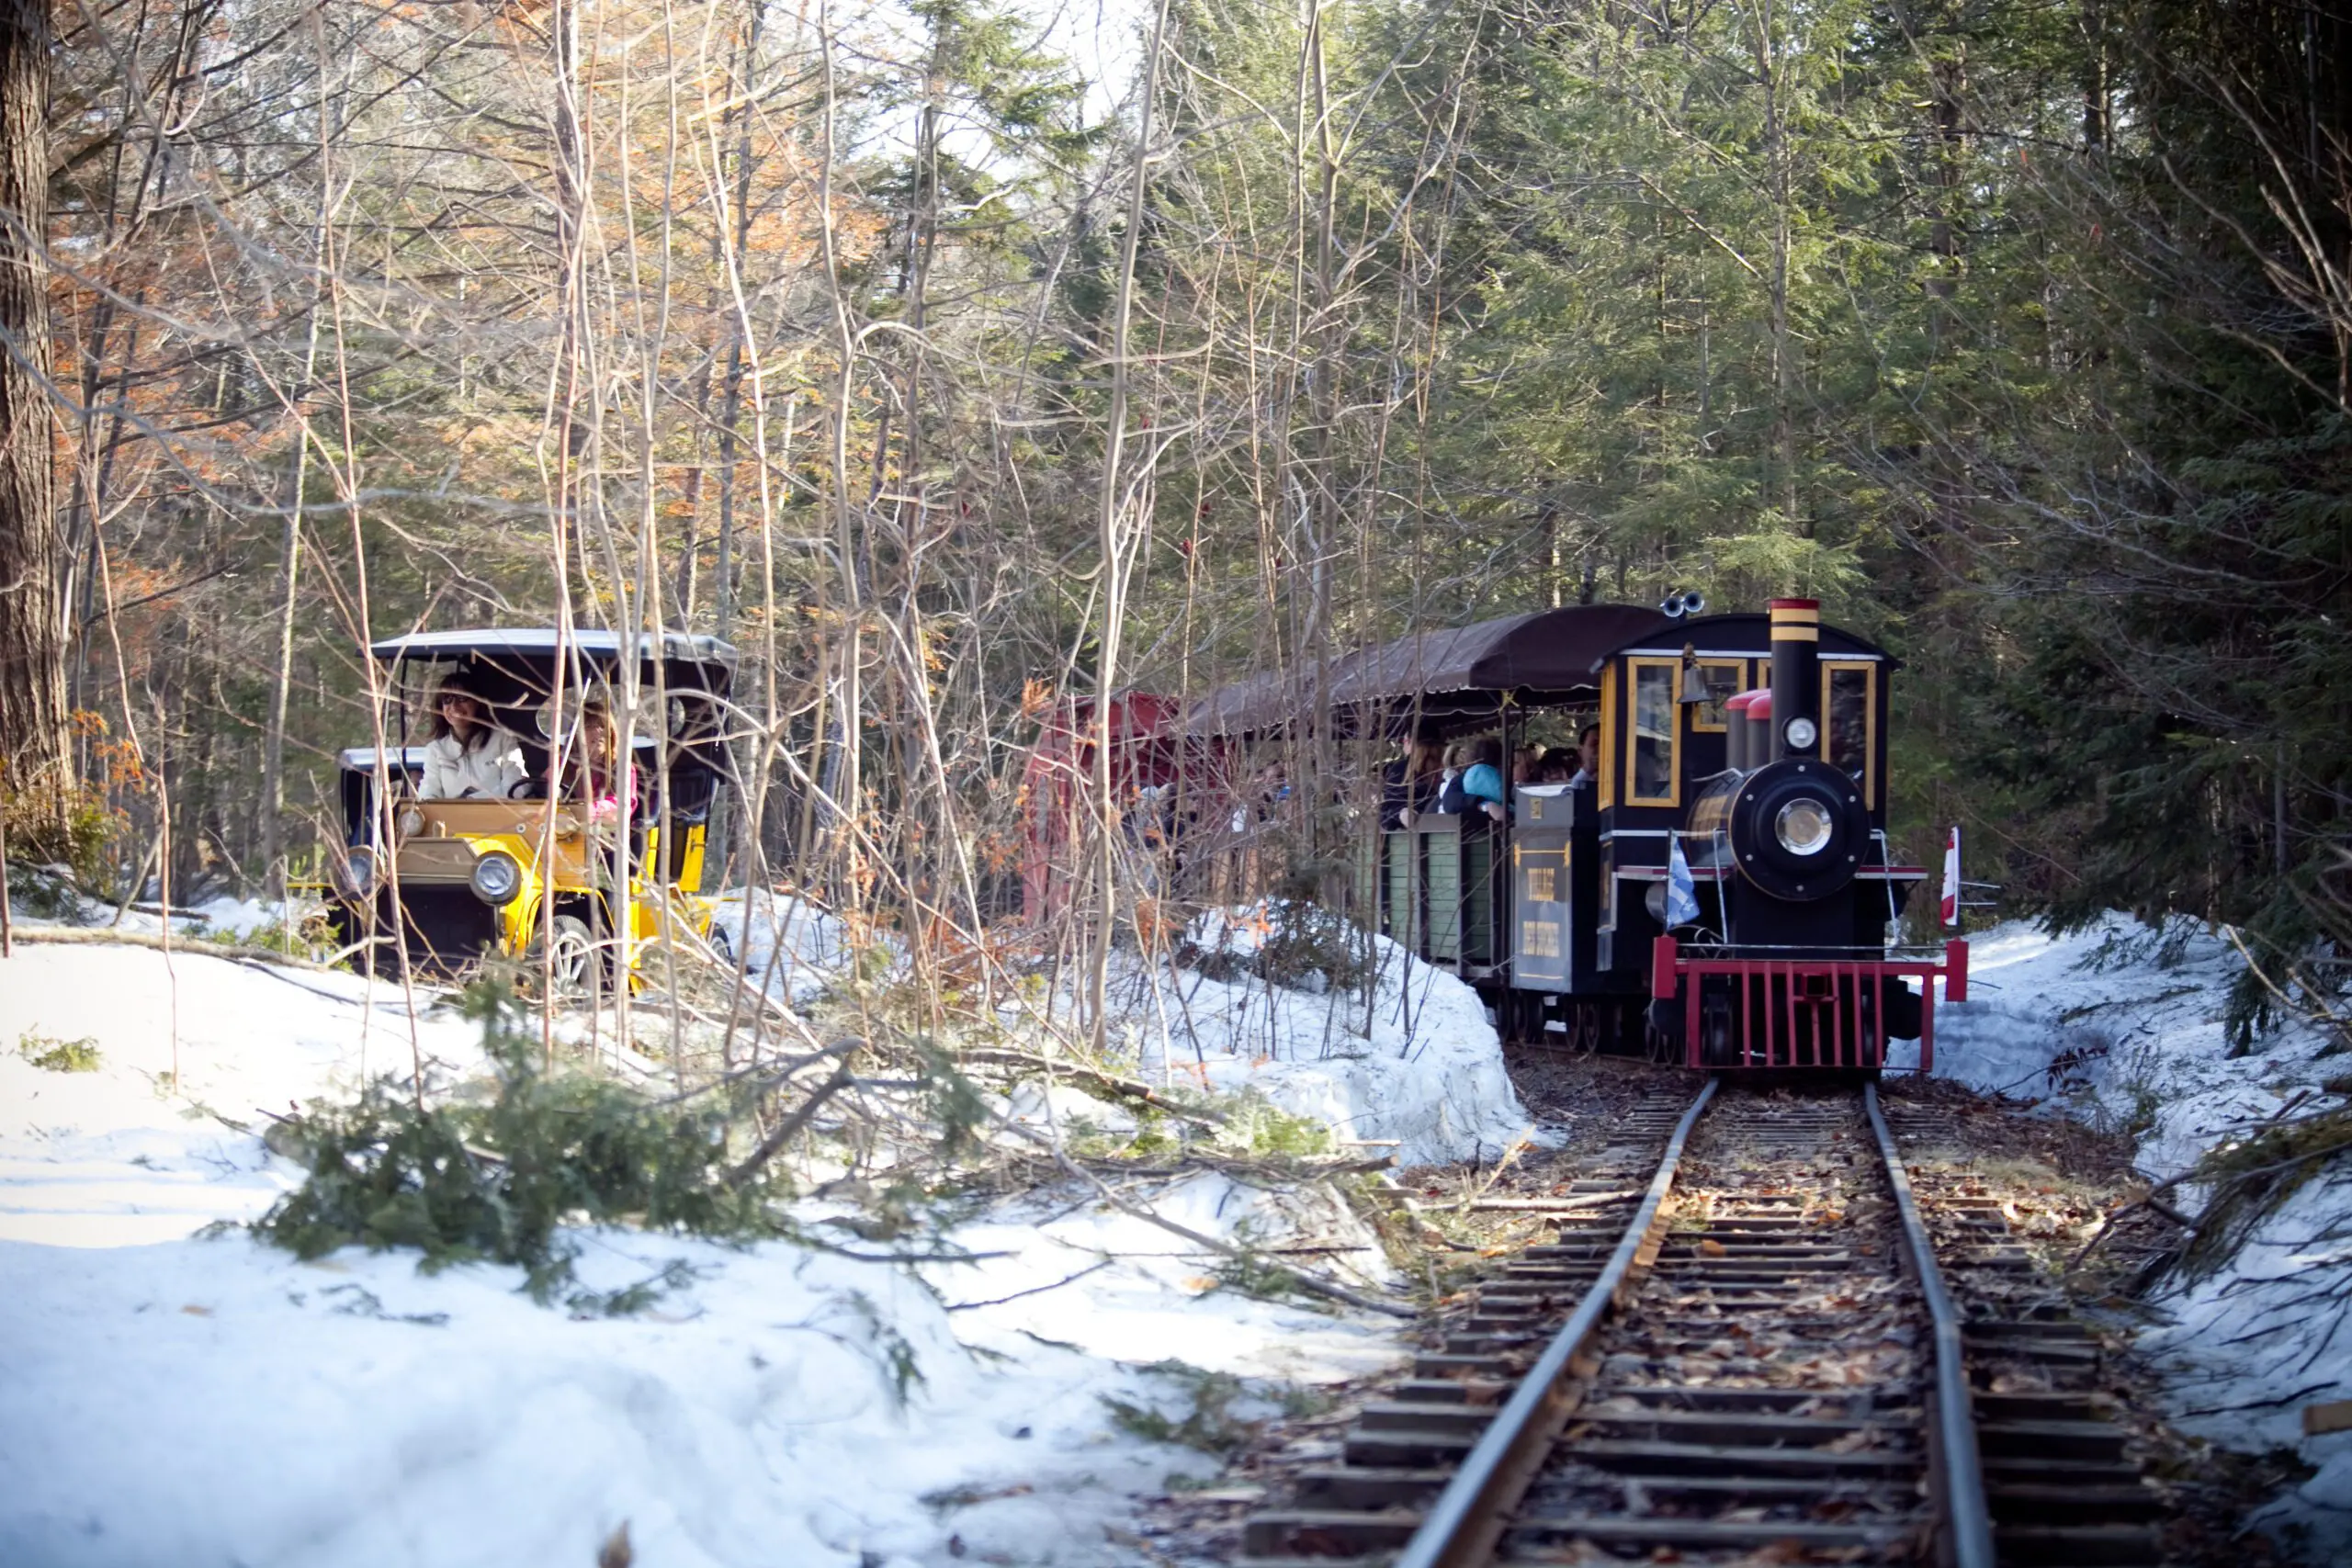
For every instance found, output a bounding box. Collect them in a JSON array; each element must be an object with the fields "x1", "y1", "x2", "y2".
[
  {"x1": 1826, "y1": 1426, "x2": 1881, "y2": 1453},
  {"x1": 1700, "y1": 1238, "x2": 1728, "y2": 1258},
  {"x1": 180, "y1": 1304, "x2": 212, "y2": 1316}
]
